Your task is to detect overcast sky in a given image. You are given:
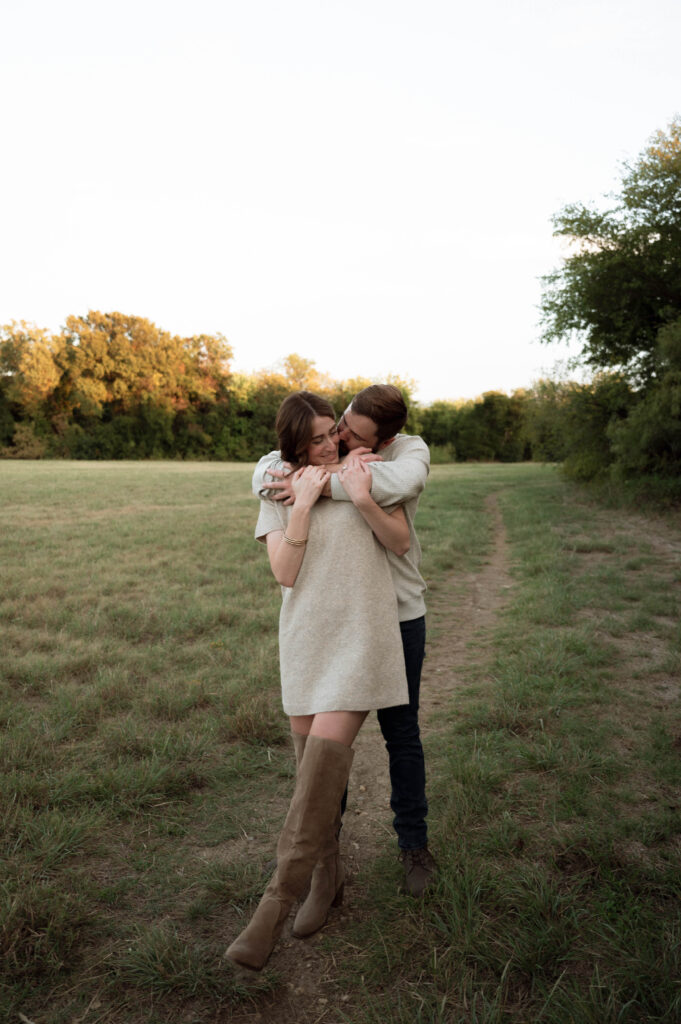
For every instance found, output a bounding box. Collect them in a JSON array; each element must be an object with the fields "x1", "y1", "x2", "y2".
[{"x1": 2, "y1": 0, "x2": 679, "y2": 404}]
